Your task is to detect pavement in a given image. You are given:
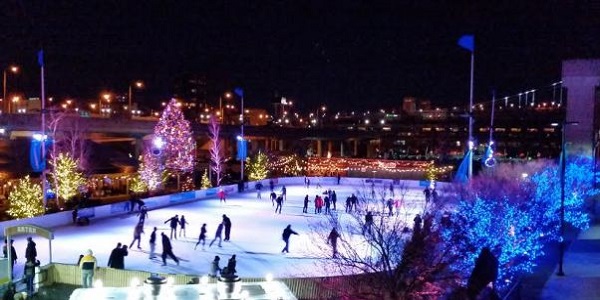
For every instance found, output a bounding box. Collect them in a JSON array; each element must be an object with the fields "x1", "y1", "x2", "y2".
[{"x1": 537, "y1": 221, "x2": 600, "y2": 300}]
